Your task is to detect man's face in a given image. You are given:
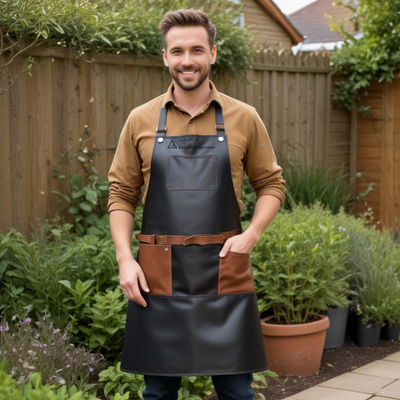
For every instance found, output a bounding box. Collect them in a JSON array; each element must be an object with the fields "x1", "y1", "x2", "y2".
[{"x1": 162, "y1": 26, "x2": 217, "y2": 91}]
